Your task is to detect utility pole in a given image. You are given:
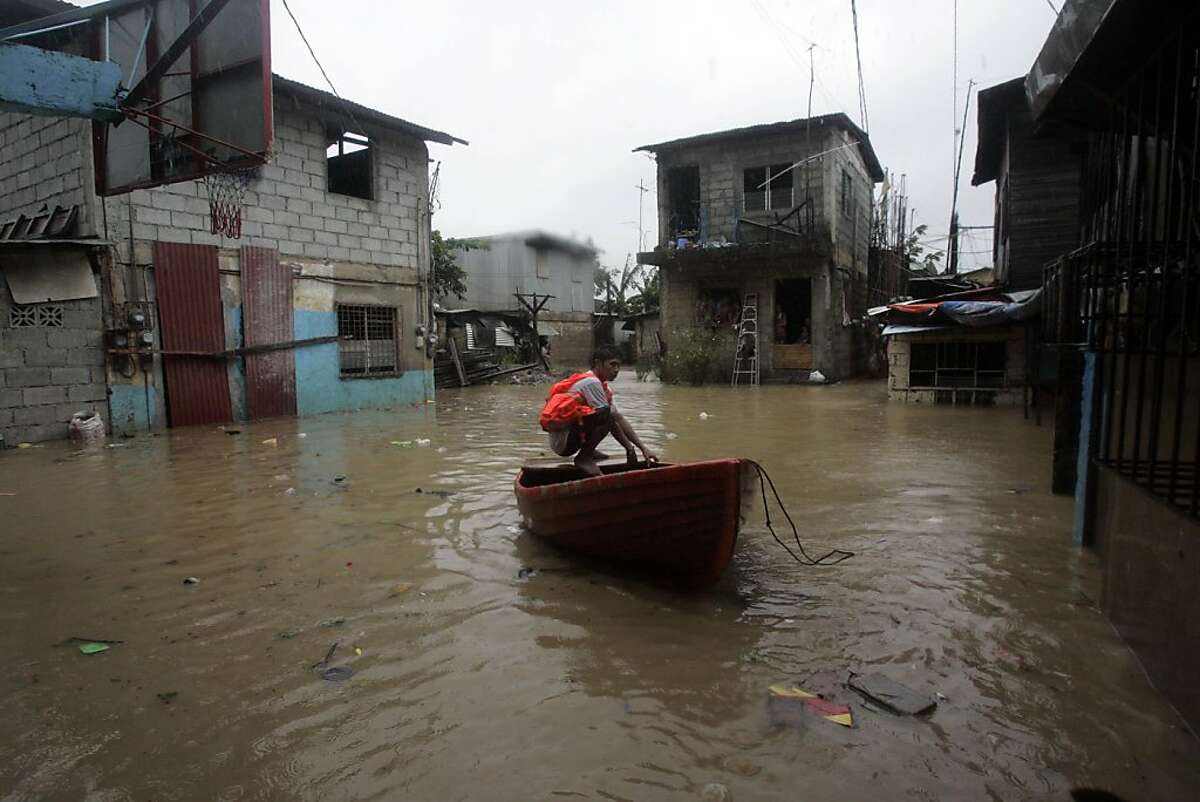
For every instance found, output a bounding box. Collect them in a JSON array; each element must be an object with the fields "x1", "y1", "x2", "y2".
[
  {"x1": 513, "y1": 292, "x2": 554, "y2": 370},
  {"x1": 947, "y1": 79, "x2": 974, "y2": 275}
]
